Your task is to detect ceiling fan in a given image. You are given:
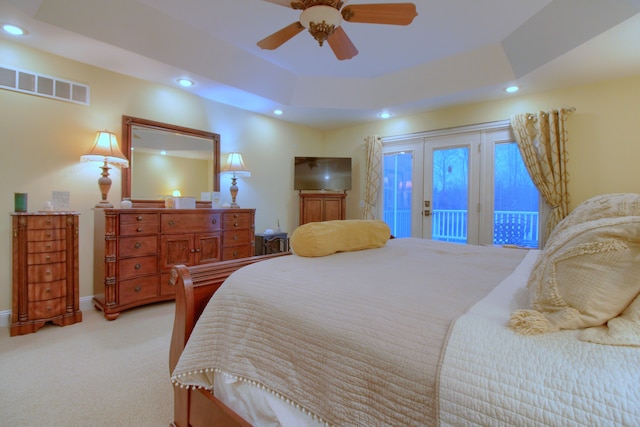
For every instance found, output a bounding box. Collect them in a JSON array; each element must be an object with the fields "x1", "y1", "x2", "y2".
[{"x1": 258, "y1": 0, "x2": 418, "y2": 60}]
